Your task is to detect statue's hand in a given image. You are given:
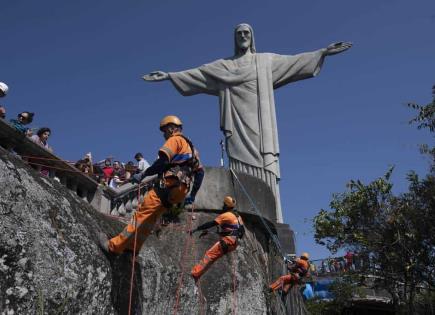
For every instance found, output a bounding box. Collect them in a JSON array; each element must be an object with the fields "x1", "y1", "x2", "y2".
[
  {"x1": 142, "y1": 71, "x2": 169, "y2": 82},
  {"x1": 324, "y1": 42, "x2": 352, "y2": 56}
]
